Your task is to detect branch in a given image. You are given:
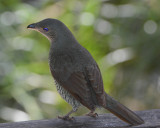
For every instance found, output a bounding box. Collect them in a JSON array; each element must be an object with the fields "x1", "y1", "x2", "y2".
[{"x1": 0, "y1": 109, "x2": 159, "y2": 128}]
